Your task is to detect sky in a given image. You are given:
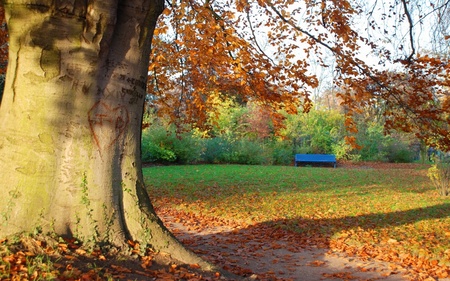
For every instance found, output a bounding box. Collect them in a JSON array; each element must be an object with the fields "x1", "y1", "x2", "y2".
[
  {"x1": 154, "y1": 0, "x2": 447, "y2": 102},
  {"x1": 239, "y1": 0, "x2": 445, "y2": 97}
]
